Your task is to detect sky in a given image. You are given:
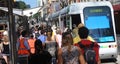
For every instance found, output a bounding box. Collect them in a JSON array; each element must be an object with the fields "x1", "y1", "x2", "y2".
[{"x1": 16, "y1": 0, "x2": 37, "y2": 8}]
